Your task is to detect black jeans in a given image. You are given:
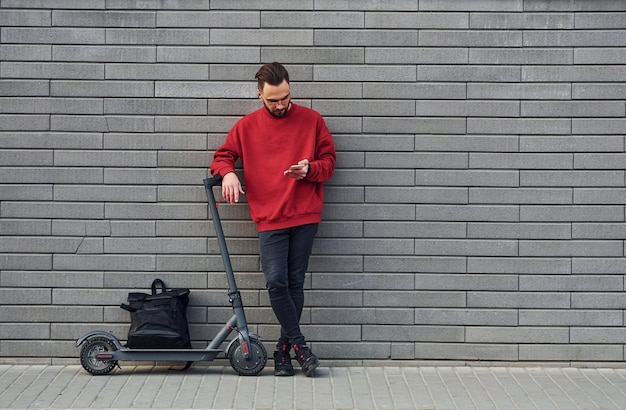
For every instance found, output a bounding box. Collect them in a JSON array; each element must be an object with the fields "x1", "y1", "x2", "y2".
[{"x1": 258, "y1": 223, "x2": 318, "y2": 347}]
